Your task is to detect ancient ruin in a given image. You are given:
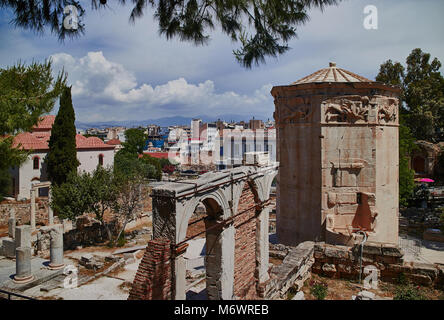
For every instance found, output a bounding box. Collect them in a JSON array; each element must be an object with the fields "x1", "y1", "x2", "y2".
[
  {"x1": 272, "y1": 62, "x2": 401, "y2": 247},
  {"x1": 129, "y1": 164, "x2": 277, "y2": 300}
]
